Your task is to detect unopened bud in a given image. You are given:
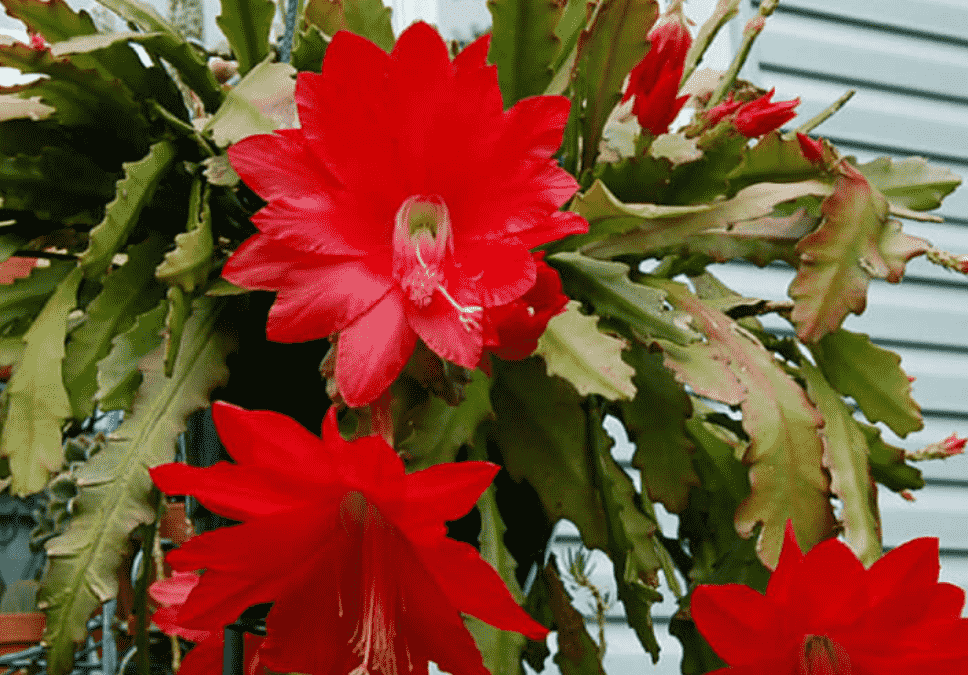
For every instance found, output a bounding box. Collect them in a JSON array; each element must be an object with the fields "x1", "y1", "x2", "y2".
[
  {"x1": 209, "y1": 57, "x2": 239, "y2": 84},
  {"x1": 744, "y1": 16, "x2": 766, "y2": 38}
]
